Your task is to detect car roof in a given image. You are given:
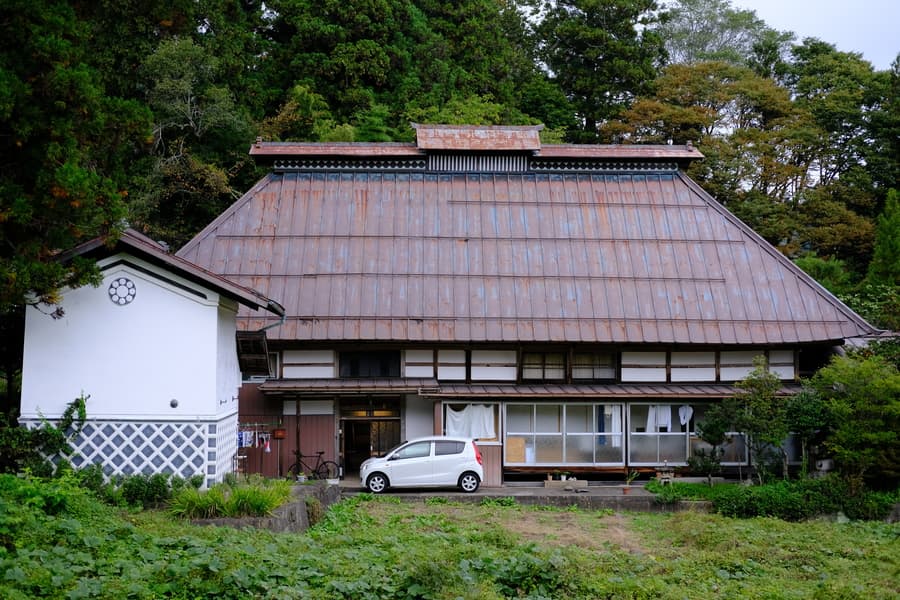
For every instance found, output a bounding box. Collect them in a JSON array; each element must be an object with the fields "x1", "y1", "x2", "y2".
[{"x1": 404, "y1": 436, "x2": 473, "y2": 443}]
